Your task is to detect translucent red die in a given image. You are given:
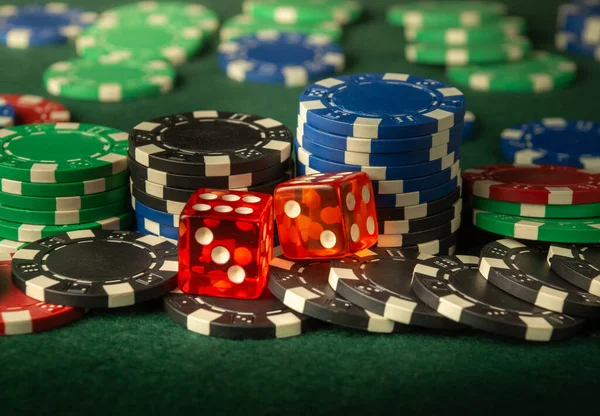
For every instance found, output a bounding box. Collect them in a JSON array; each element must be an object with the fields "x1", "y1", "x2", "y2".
[
  {"x1": 274, "y1": 172, "x2": 378, "y2": 259},
  {"x1": 178, "y1": 189, "x2": 274, "y2": 299}
]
